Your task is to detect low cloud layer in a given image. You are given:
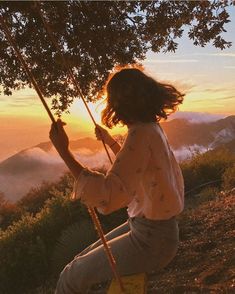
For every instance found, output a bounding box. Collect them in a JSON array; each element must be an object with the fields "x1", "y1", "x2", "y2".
[
  {"x1": 0, "y1": 143, "x2": 203, "y2": 202},
  {"x1": 172, "y1": 145, "x2": 212, "y2": 162},
  {"x1": 0, "y1": 147, "x2": 112, "y2": 202},
  {"x1": 169, "y1": 111, "x2": 226, "y2": 124}
]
